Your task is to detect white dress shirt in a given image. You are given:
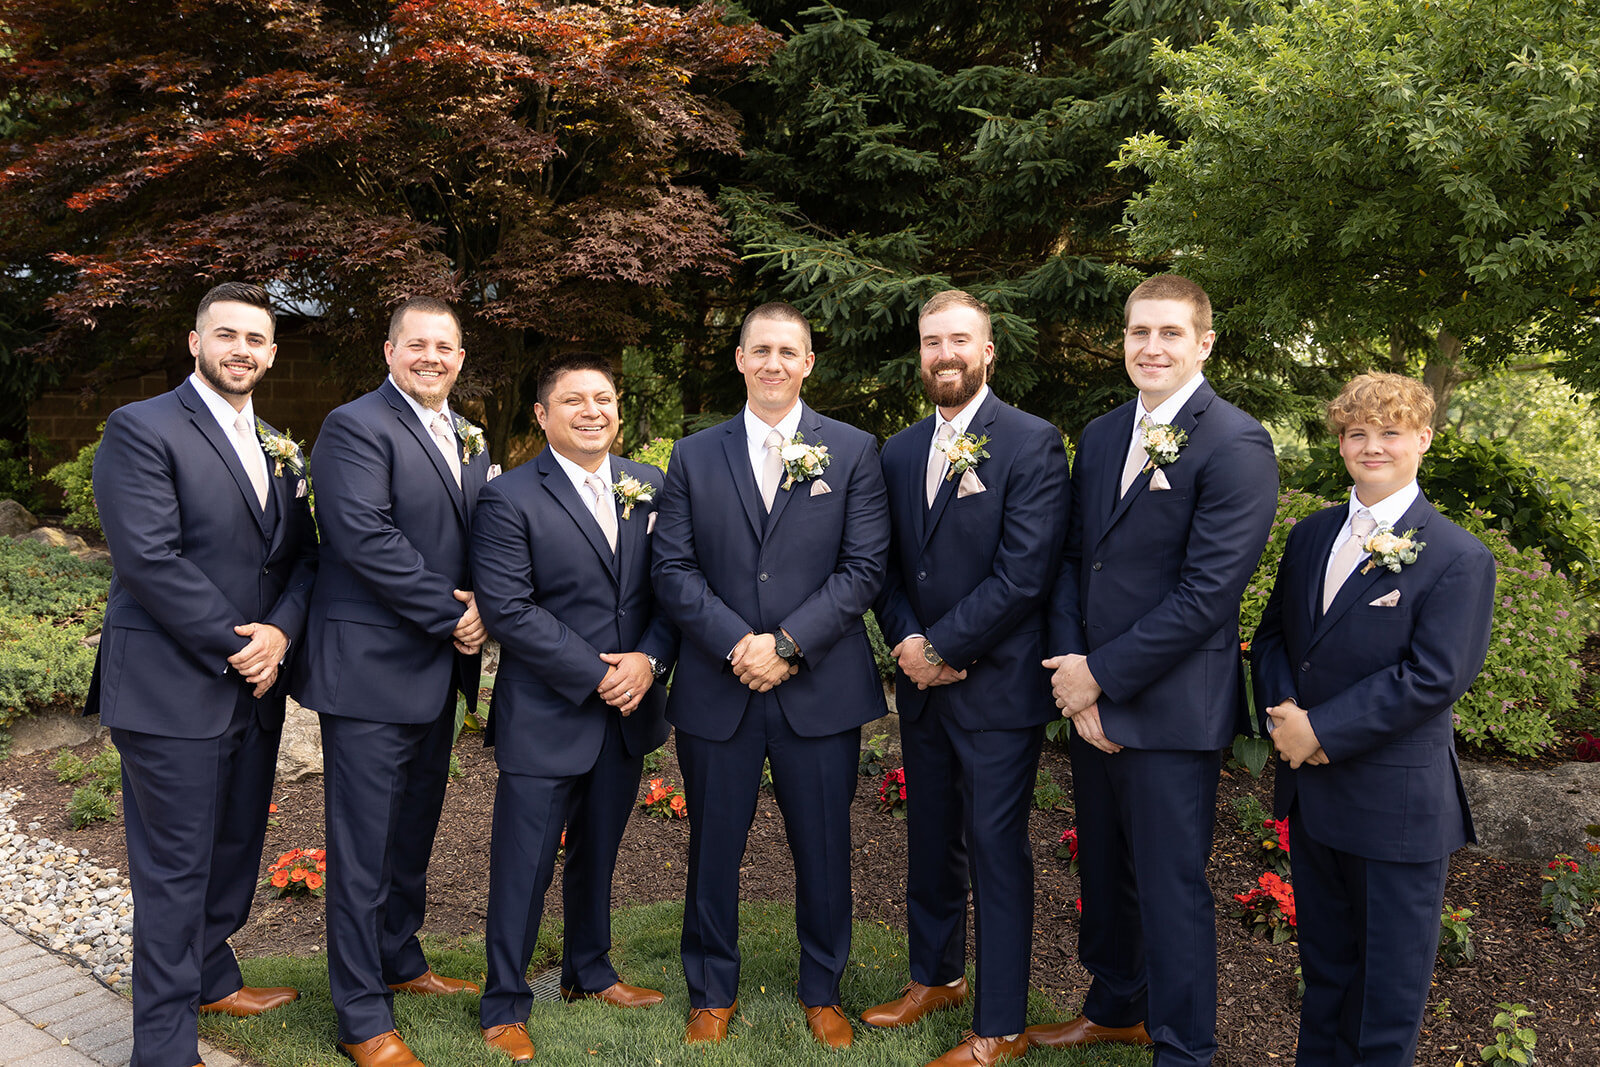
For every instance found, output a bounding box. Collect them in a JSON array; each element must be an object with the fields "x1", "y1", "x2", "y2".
[
  {"x1": 1327, "y1": 481, "x2": 1420, "y2": 579},
  {"x1": 388, "y1": 374, "x2": 457, "y2": 457},
  {"x1": 548, "y1": 447, "x2": 615, "y2": 524},
  {"x1": 1128, "y1": 372, "x2": 1208, "y2": 454},
  {"x1": 188, "y1": 373, "x2": 268, "y2": 500},
  {"x1": 742, "y1": 401, "x2": 805, "y2": 484},
  {"x1": 925, "y1": 383, "x2": 990, "y2": 483}
]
